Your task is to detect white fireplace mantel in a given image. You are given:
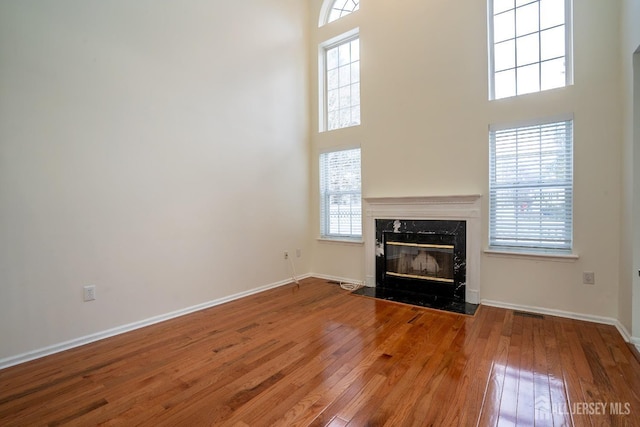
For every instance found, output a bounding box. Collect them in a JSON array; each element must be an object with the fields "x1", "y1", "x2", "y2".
[{"x1": 363, "y1": 195, "x2": 482, "y2": 304}]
